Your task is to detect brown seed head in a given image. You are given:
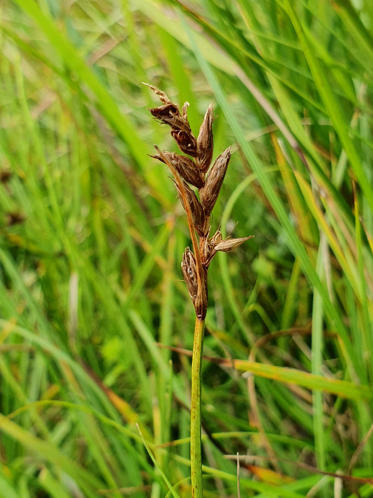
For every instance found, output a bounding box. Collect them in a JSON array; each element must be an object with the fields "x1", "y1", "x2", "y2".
[
  {"x1": 181, "y1": 248, "x2": 208, "y2": 319},
  {"x1": 151, "y1": 105, "x2": 194, "y2": 138},
  {"x1": 171, "y1": 129, "x2": 197, "y2": 157},
  {"x1": 173, "y1": 180, "x2": 206, "y2": 236},
  {"x1": 199, "y1": 147, "x2": 231, "y2": 215},
  {"x1": 150, "y1": 103, "x2": 181, "y2": 127},
  {"x1": 147, "y1": 85, "x2": 250, "y2": 320},
  {"x1": 197, "y1": 104, "x2": 214, "y2": 172},
  {"x1": 181, "y1": 248, "x2": 198, "y2": 302},
  {"x1": 151, "y1": 151, "x2": 204, "y2": 188},
  {"x1": 146, "y1": 84, "x2": 198, "y2": 156}
]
